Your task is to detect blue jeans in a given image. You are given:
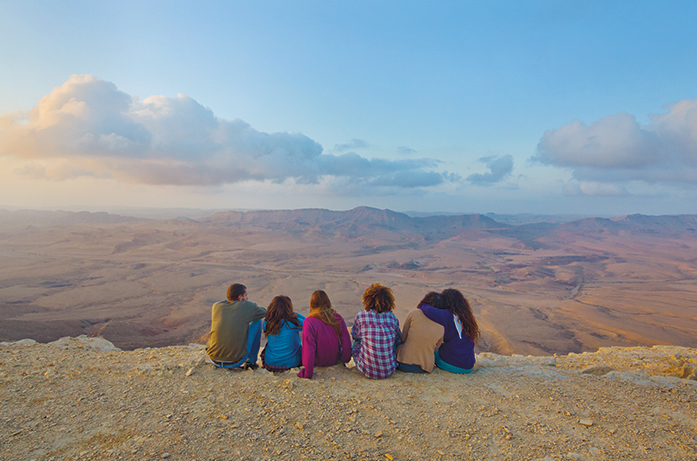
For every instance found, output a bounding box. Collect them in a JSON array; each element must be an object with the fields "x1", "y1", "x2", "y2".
[{"x1": 212, "y1": 320, "x2": 262, "y2": 368}]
